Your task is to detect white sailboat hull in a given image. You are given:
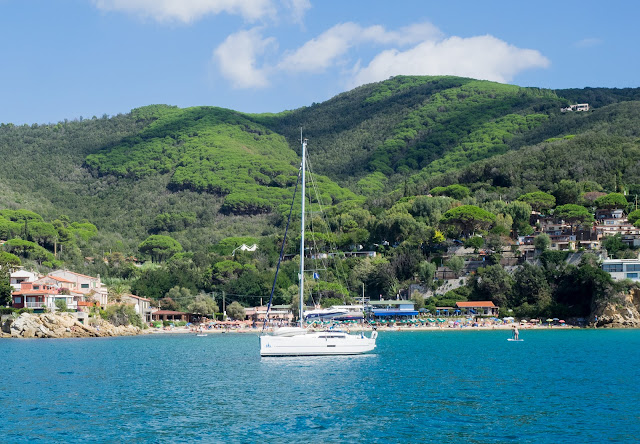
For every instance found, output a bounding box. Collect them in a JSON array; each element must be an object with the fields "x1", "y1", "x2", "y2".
[{"x1": 260, "y1": 331, "x2": 377, "y2": 356}]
